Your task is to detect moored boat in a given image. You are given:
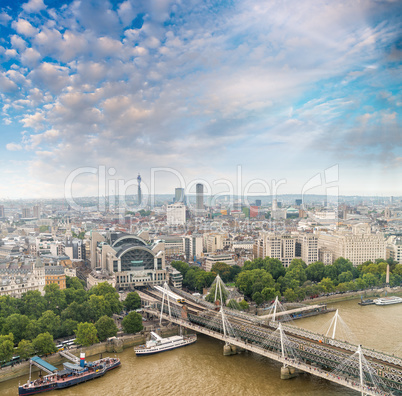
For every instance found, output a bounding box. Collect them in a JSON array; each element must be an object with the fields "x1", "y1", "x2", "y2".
[
  {"x1": 373, "y1": 296, "x2": 402, "y2": 306},
  {"x1": 358, "y1": 299, "x2": 374, "y2": 306},
  {"x1": 18, "y1": 354, "x2": 121, "y2": 395},
  {"x1": 134, "y1": 331, "x2": 197, "y2": 356}
]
